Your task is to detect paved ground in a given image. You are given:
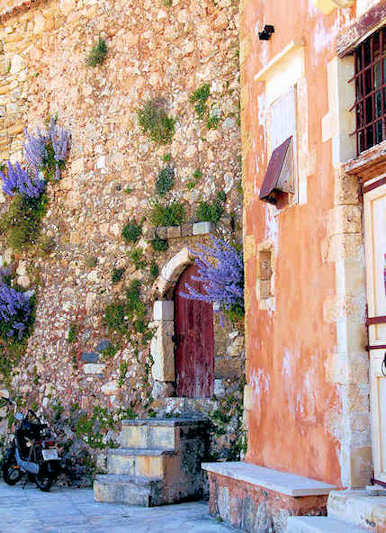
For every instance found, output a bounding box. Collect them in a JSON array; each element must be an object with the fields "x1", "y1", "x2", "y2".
[{"x1": 0, "y1": 481, "x2": 236, "y2": 533}]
